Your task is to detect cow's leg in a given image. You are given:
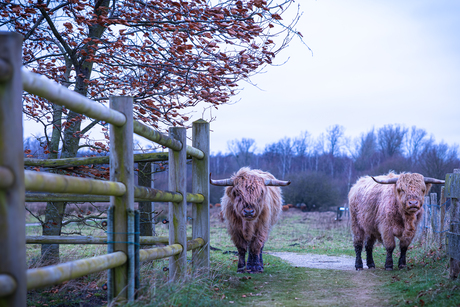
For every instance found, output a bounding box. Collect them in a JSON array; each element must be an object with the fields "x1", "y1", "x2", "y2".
[
  {"x1": 398, "y1": 246, "x2": 408, "y2": 269},
  {"x1": 354, "y1": 243, "x2": 364, "y2": 270},
  {"x1": 236, "y1": 246, "x2": 247, "y2": 273},
  {"x1": 353, "y1": 227, "x2": 365, "y2": 270},
  {"x1": 248, "y1": 244, "x2": 265, "y2": 273},
  {"x1": 248, "y1": 238, "x2": 265, "y2": 274},
  {"x1": 246, "y1": 242, "x2": 256, "y2": 273},
  {"x1": 259, "y1": 245, "x2": 264, "y2": 267},
  {"x1": 232, "y1": 235, "x2": 248, "y2": 273},
  {"x1": 398, "y1": 237, "x2": 412, "y2": 269},
  {"x1": 365, "y1": 235, "x2": 376, "y2": 269},
  {"x1": 383, "y1": 233, "x2": 396, "y2": 270}
]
